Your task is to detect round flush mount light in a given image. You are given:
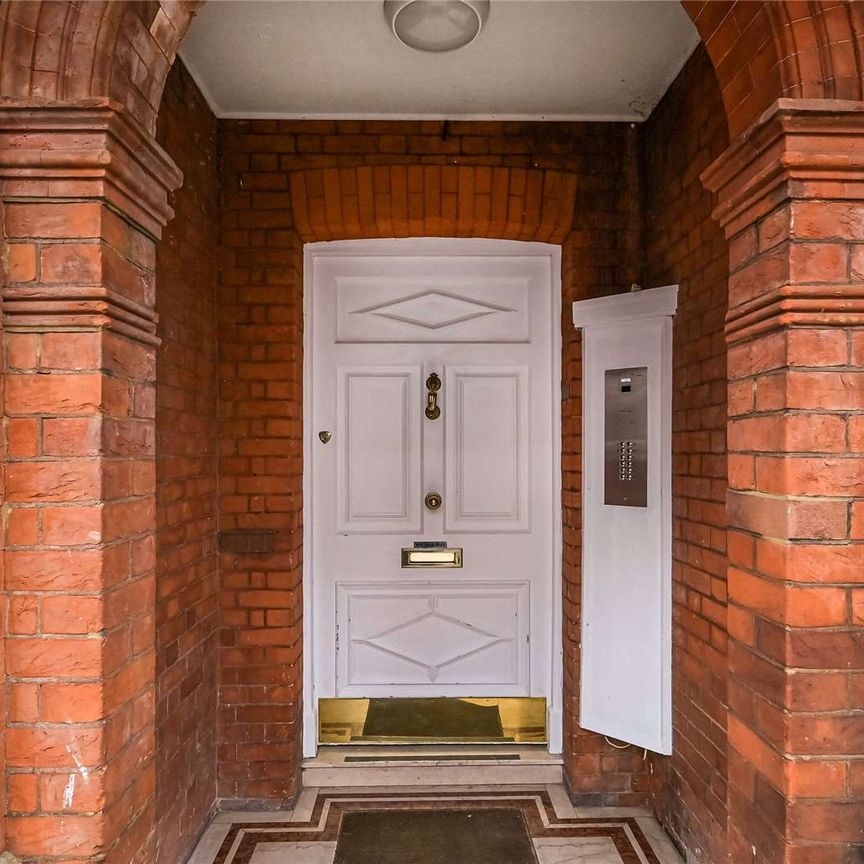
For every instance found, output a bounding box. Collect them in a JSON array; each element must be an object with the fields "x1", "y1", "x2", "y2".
[{"x1": 384, "y1": 0, "x2": 490, "y2": 52}]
